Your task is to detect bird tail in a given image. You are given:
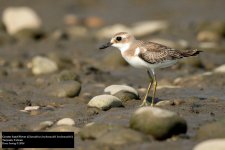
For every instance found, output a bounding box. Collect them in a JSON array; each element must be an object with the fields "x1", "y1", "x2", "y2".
[{"x1": 179, "y1": 49, "x2": 202, "y2": 57}]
